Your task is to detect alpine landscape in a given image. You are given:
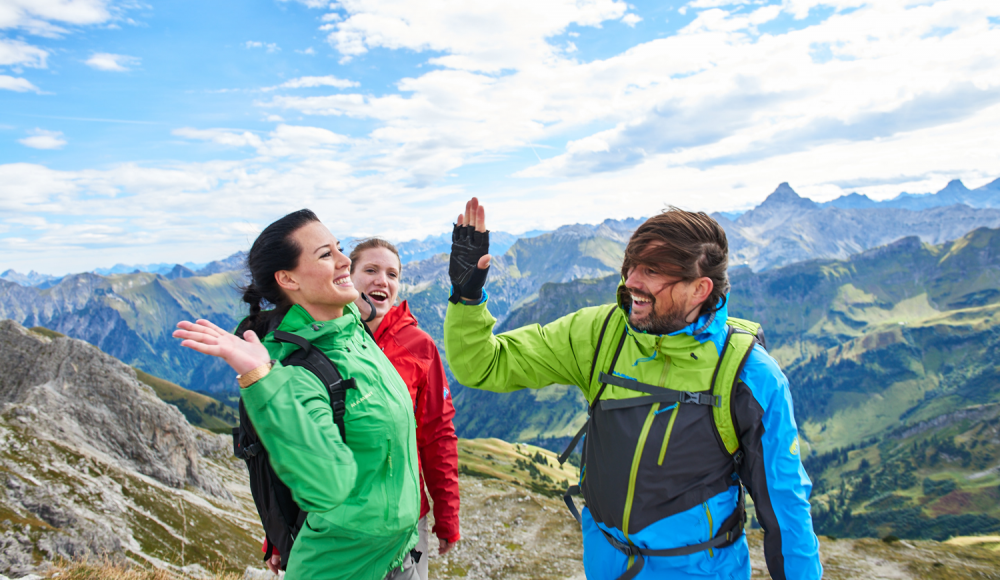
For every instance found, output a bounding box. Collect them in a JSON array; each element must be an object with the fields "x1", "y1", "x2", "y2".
[{"x1": 3, "y1": 179, "x2": 1000, "y2": 579}]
